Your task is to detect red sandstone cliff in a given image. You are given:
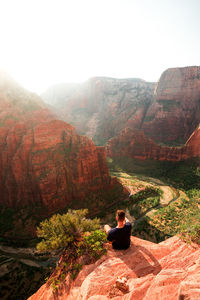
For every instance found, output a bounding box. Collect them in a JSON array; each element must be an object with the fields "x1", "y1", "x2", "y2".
[
  {"x1": 29, "y1": 236, "x2": 200, "y2": 299},
  {"x1": 142, "y1": 66, "x2": 200, "y2": 144},
  {"x1": 106, "y1": 126, "x2": 200, "y2": 162},
  {"x1": 0, "y1": 72, "x2": 113, "y2": 214}
]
